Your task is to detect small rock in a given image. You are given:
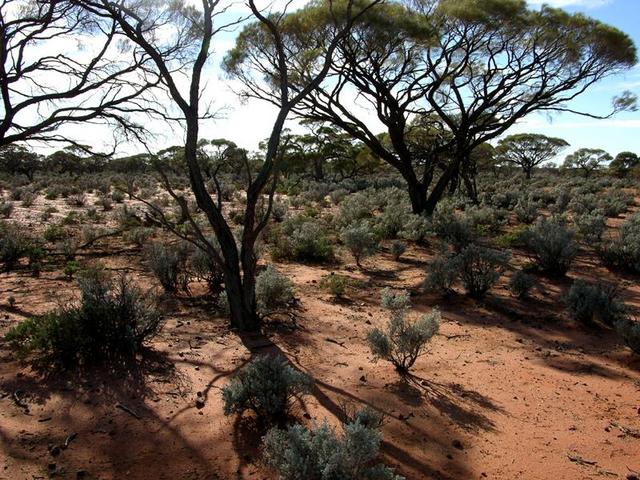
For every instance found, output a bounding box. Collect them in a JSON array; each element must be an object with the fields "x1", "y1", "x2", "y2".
[
  {"x1": 49, "y1": 445, "x2": 61, "y2": 457},
  {"x1": 195, "y1": 398, "x2": 205, "y2": 409},
  {"x1": 452, "y1": 440, "x2": 464, "y2": 450},
  {"x1": 359, "y1": 375, "x2": 367, "y2": 382},
  {"x1": 76, "y1": 470, "x2": 88, "y2": 479}
]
